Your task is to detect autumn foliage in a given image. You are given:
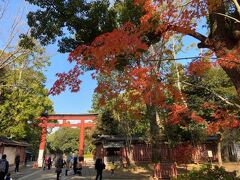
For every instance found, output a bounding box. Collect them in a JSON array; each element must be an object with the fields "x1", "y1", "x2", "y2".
[{"x1": 50, "y1": 0, "x2": 240, "y2": 135}]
